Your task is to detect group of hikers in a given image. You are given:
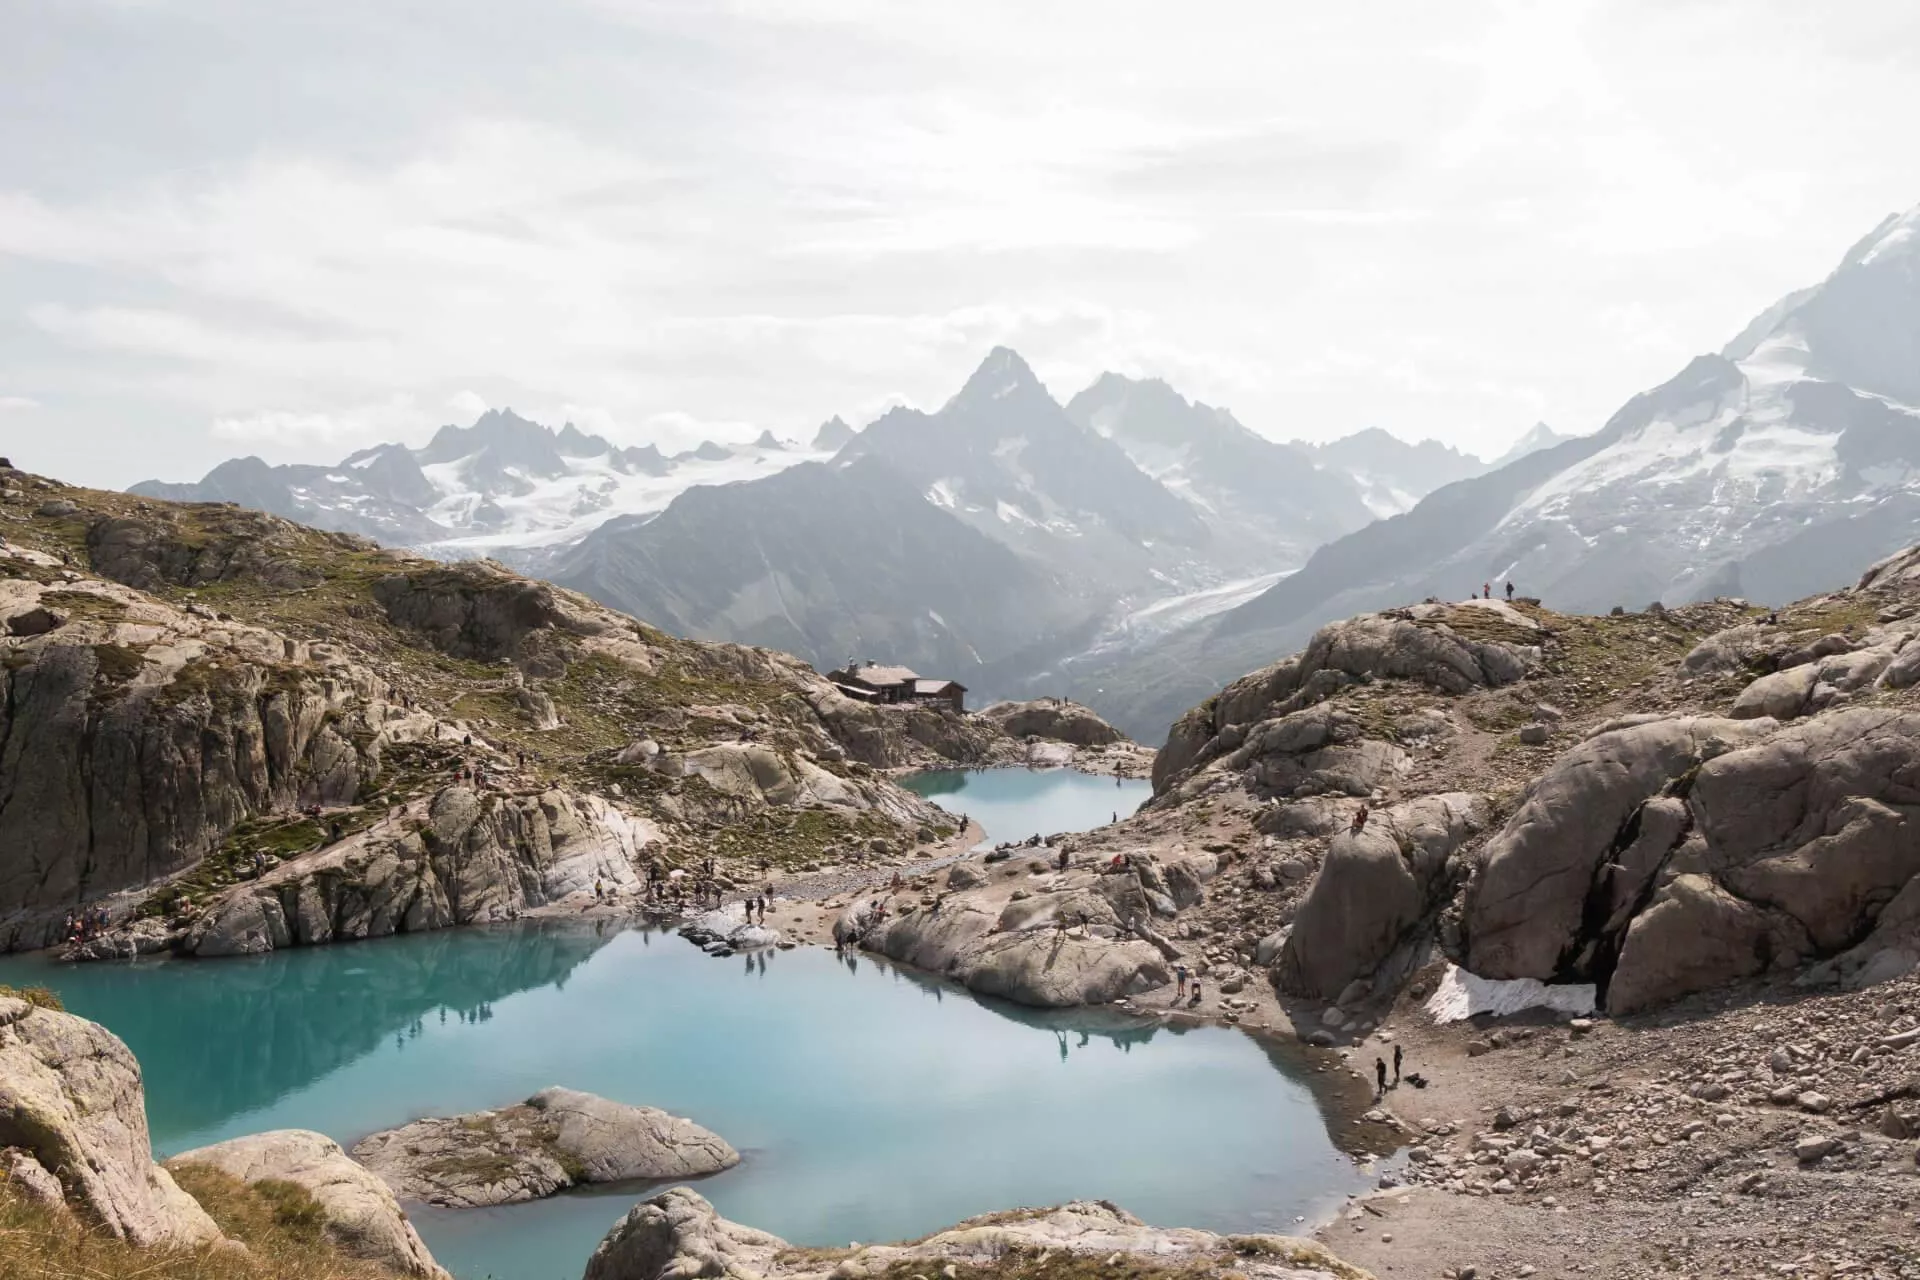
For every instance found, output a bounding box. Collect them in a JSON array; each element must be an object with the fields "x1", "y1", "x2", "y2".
[
  {"x1": 637, "y1": 854, "x2": 776, "y2": 923},
  {"x1": 1171, "y1": 962, "x2": 1203, "y2": 1009},
  {"x1": 62, "y1": 904, "x2": 111, "y2": 944},
  {"x1": 1375, "y1": 1044, "x2": 1414, "y2": 1097},
  {"x1": 1476, "y1": 580, "x2": 1518, "y2": 602}
]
